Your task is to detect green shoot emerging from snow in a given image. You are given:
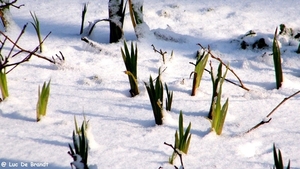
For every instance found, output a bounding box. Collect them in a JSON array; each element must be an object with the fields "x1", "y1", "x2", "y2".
[
  {"x1": 209, "y1": 62, "x2": 229, "y2": 135},
  {"x1": 121, "y1": 41, "x2": 139, "y2": 97},
  {"x1": 190, "y1": 49, "x2": 210, "y2": 96},
  {"x1": 273, "y1": 143, "x2": 290, "y2": 169},
  {"x1": 36, "y1": 80, "x2": 50, "y2": 122},
  {"x1": 30, "y1": 11, "x2": 43, "y2": 53},
  {"x1": 144, "y1": 69, "x2": 164, "y2": 125},
  {"x1": 0, "y1": 68, "x2": 8, "y2": 101},
  {"x1": 68, "y1": 116, "x2": 89, "y2": 169},
  {"x1": 80, "y1": 3, "x2": 87, "y2": 35},
  {"x1": 273, "y1": 27, "x2": 283, "y2": 89},
  {"x1": 169, "y1": 111, "x2": 192, "y2": 164},
  {"x1": 165, "y1": 83, "x2": 173, "y2": 111}
]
